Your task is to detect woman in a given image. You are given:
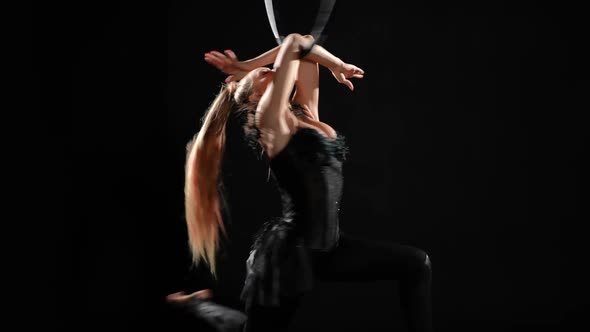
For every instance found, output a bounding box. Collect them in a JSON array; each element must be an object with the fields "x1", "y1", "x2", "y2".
[{"x1": 174, "y1": 34, "x2": 434, "y2": 331}]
